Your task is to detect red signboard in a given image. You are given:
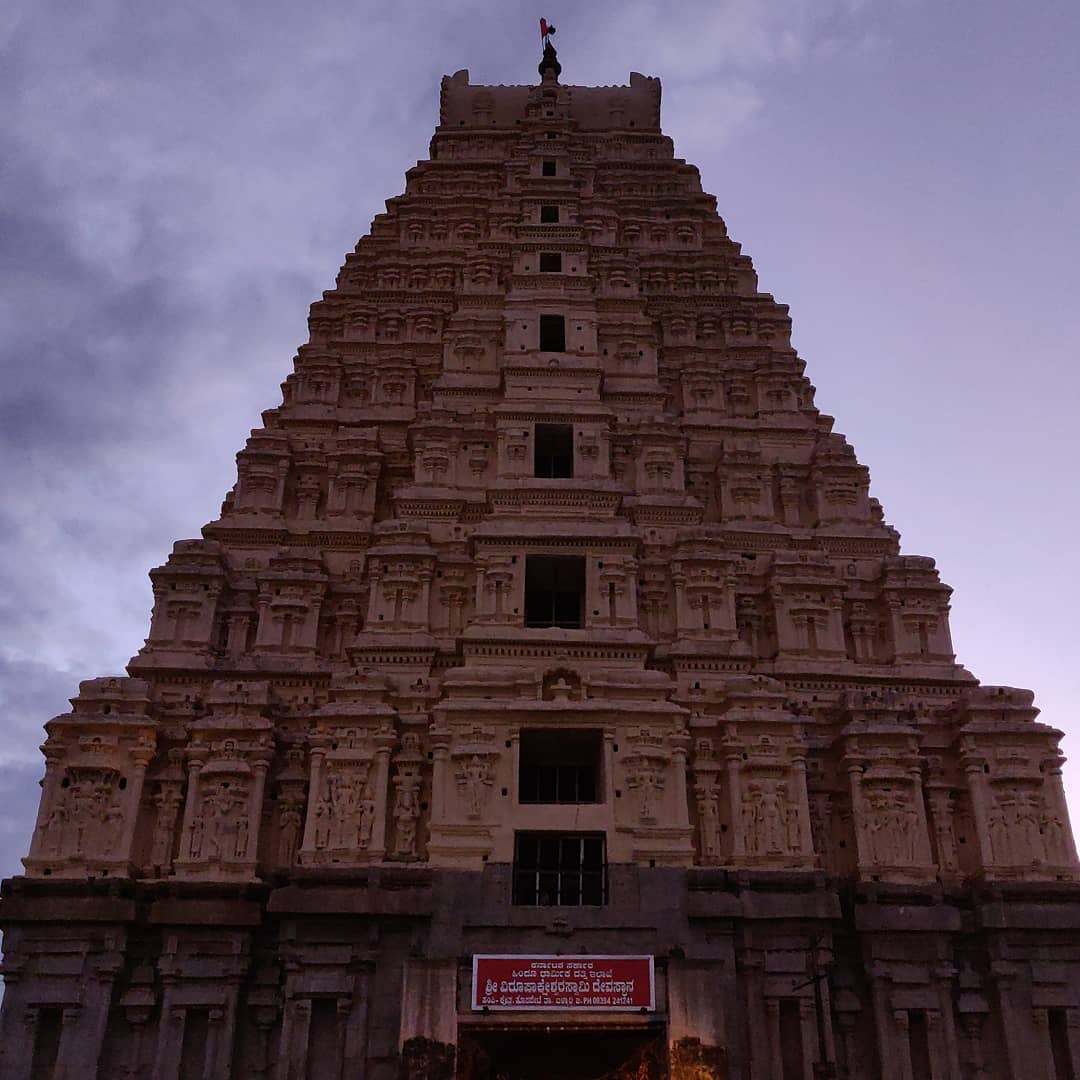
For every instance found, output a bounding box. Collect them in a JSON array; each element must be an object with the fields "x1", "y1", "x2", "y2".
[{"x1": 472, "y1": 955, "x2": 655, "y2": 1011}]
